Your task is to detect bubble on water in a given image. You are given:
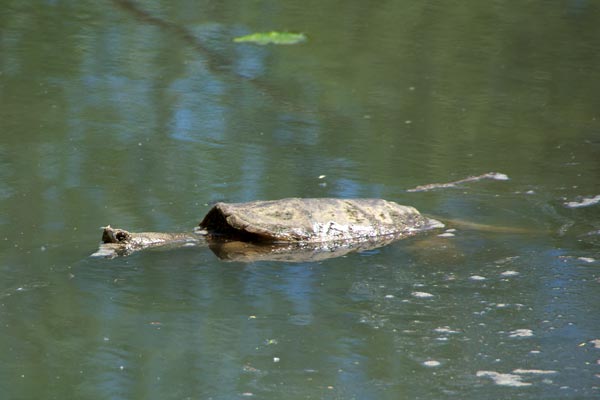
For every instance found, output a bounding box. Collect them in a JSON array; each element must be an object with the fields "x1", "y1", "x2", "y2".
[
  {"x1": 438, "y1": 232, "x2": 455, "y2": 238},
  {"x1": 491, "y1": 173, "x2": 510, "y2": 181},
  {"x1": 476, "y1": 370, "x2": 531, "y2": 387},
  {"x1": 513, "y1": 369, "x2": 557, "y2": 375},
  {"x1": 434, "y1": 326, "x2": 460, "y2": 334},
  {"x1": 423, "y1": 360, "x2": 441, "y2": 367},
  {"x1": 564, "y1": 194, "x2": 600, "y2": 208},
  {"x1": 509, "y1": 329, "x2": 534, "y2": 338},
  {"x1": 578, "y1": 257, "x2": 595, "y2": 263},
  {"x1": 412, "y1": 291, "x2": 434, "y2": 299},
  {"x1": 469, "y1": 275, "x2": 486, "y2": 281}
]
